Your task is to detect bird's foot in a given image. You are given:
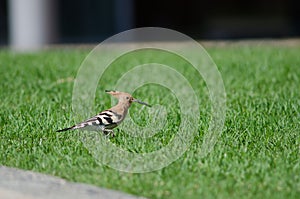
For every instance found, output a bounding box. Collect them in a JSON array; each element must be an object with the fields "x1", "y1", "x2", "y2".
[{"x1": 103, "y1": 129, "x2": 115, "y2": 137}]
